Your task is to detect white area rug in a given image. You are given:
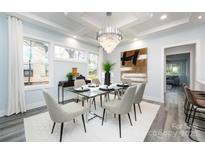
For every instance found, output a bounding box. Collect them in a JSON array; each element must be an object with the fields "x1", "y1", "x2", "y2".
[{"x1": 24, "y1": 101, "x2": 160, "y2": 142}]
